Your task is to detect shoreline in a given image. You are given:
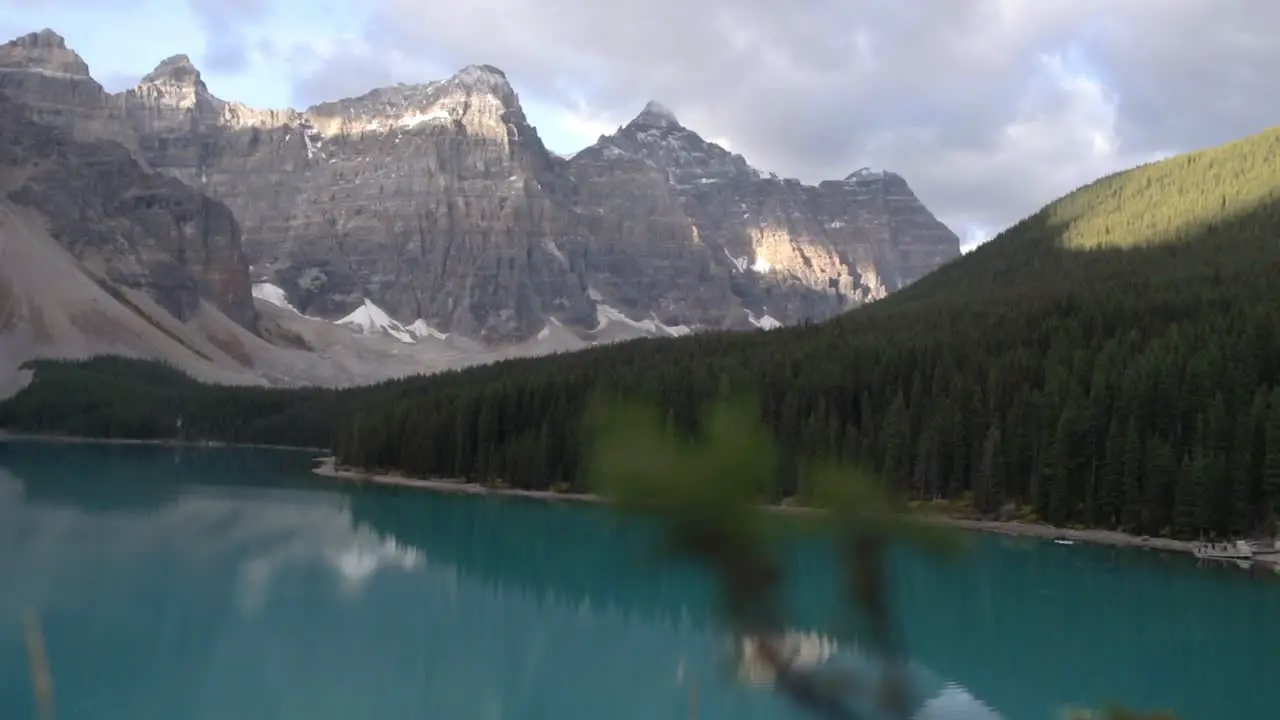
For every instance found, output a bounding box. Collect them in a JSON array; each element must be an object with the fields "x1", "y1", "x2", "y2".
[
  {"x1": 3, "y1": 435, "x2": 1264, "y2": 566},
  {"x1": 312, "y1": 457, "x2": 1269, "y2": 562},
  {"x1": 313, "y1": 456, "x2": 605, "y2": 503},
  {"x1": 0, "y1": 430, "x2": 328, "y2": 454}
]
